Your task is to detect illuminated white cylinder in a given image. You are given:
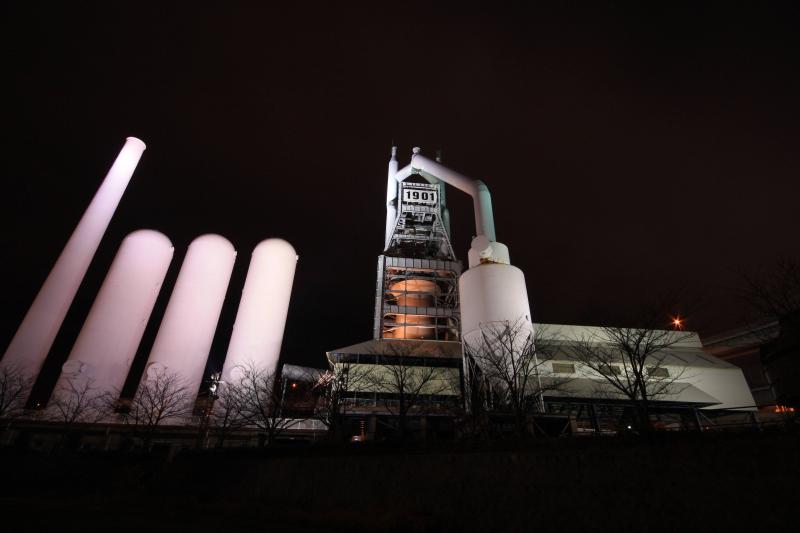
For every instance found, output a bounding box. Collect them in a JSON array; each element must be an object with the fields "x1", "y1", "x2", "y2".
[
  {"x1": 221, "y1": 239, "x2": 297, "y2": 383},
  {"x1": 385, "y1": 147, "x2": 399, "y2": 249},
  {"x1": 140, "y1": 234, "x2": 236, "y2": 402},
  {"x1": 459, "y1": 263, "x2": 533, "y2": 350},
  {"x1": 51, "y1": 230, "x2": 173, "y2": 400},
  {"x1": 1, "y1": 137, "x2": 146, "y2": 391}
]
